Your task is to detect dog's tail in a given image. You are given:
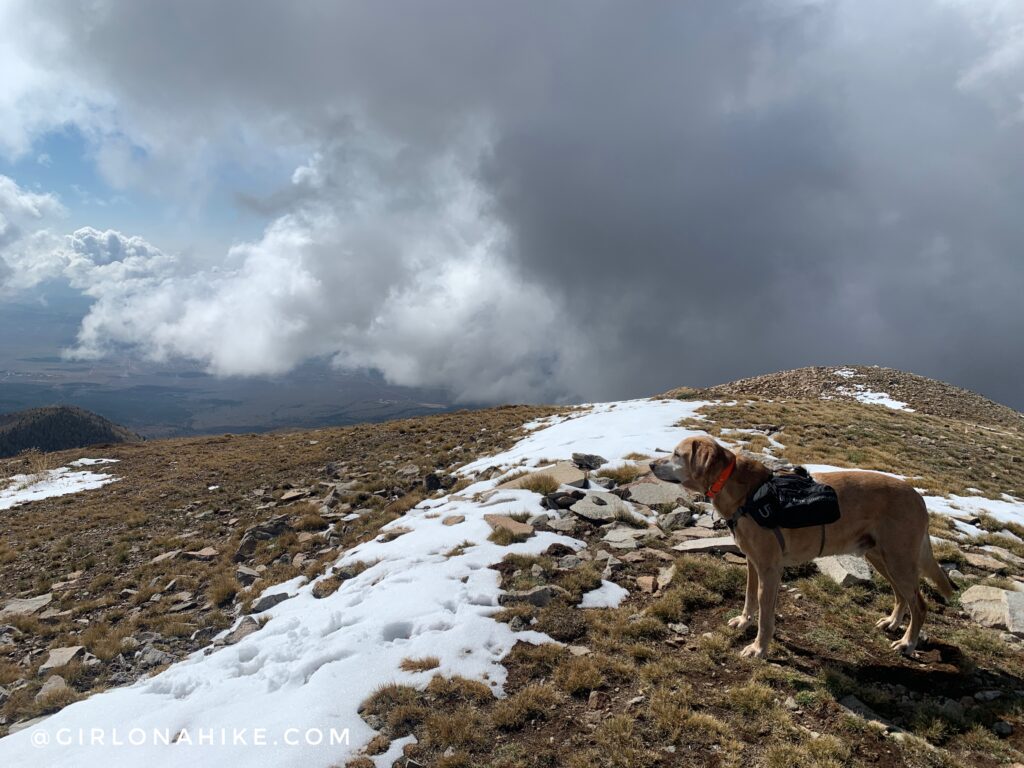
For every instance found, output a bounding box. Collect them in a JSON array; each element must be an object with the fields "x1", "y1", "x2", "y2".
[{"x1": 920, "y1": 535, "x2": 955, "y2": 601}]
